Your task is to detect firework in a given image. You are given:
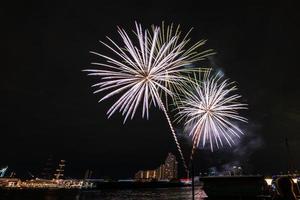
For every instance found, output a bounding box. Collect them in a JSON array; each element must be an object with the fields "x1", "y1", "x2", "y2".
[
  {"x1": 153, "y1": 22, "x2": 214, "y2": 108},
  {"x1": 176, "y1": 70, "x2": 247, "y2": 153},
  {"x1": 84, "y1": 22, "x2": 213, "y2": 172}
]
